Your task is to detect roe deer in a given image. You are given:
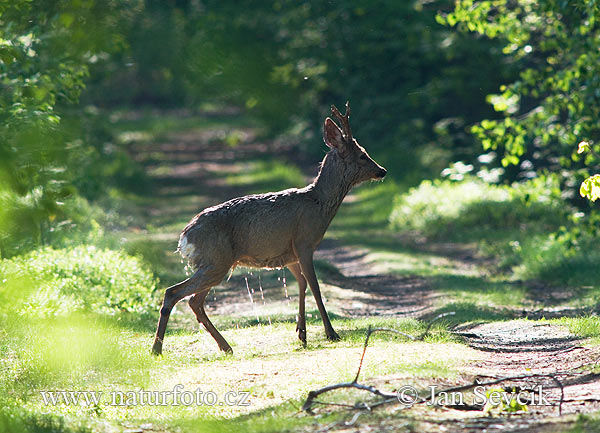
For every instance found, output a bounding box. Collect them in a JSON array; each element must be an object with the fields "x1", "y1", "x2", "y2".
[{"x1": 151, "y1": 102, "x2": 386, "y2": 355}]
